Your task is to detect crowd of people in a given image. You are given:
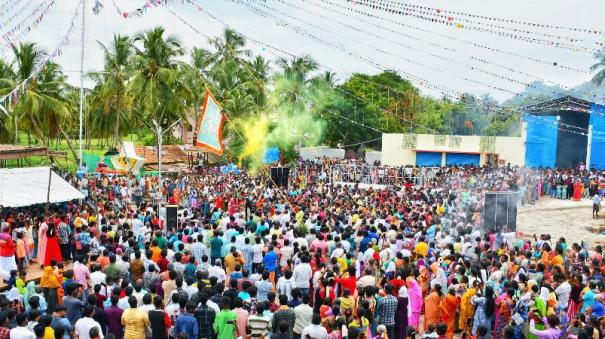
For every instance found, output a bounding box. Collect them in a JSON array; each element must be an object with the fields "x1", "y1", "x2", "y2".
[{"x1": 0, "y1": 160, "x2": 604, "y2": 339}]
